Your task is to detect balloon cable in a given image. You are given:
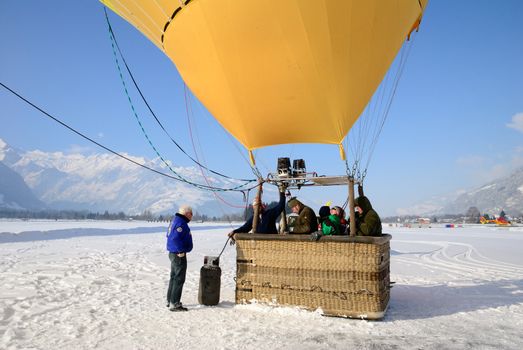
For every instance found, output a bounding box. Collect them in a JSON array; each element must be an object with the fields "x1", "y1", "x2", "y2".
[
  {"x1": 0, "y1": 81, "x2": 232, "y2": 186},
  {"x1": 104, "y1": 10, "x2": 255, "y2": 192},
  {"x1": 184, "y1": 84, "x2": 249, "y2": 209},
  {"x1": 104, "y1": 8, "x2": 255, "y2": 183}
]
